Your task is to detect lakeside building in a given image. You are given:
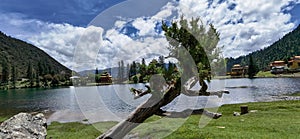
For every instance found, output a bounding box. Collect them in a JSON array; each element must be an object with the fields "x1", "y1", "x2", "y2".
[
  {"x1": 270, "y1": 61, "x2": 286, "y2": 74},
  {"x1": 98, "y1": 72, "x2": 112, "y2": 84},
  {"x1": 230, "y1": 64, "x2": 248, "y2": 77},
  {"x1": 288, "y1": 56, "x2": 300, "y2": 72}
]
